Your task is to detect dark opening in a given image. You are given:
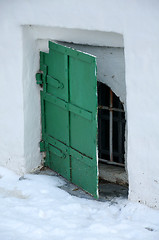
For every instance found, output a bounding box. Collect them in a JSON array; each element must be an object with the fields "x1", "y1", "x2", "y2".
[{"x1": 98, "y1": 82, "x2": 126, "y2": 166}]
